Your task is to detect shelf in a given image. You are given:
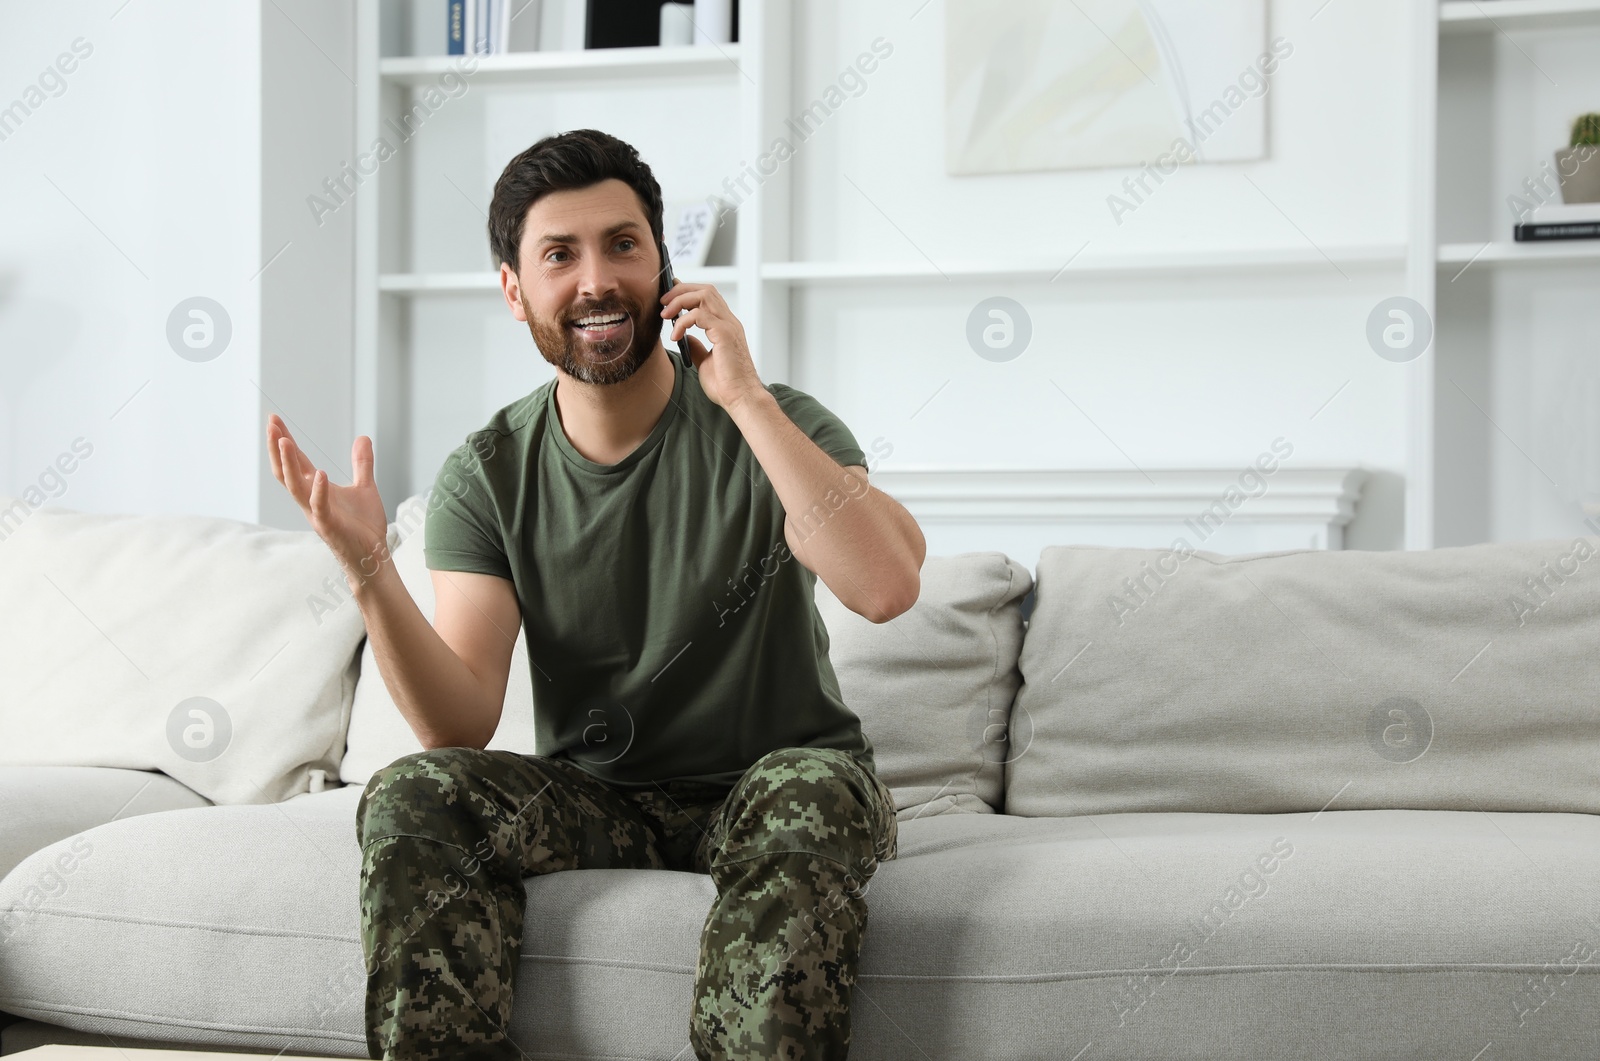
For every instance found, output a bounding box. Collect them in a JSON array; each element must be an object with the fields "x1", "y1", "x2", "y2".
[
  {"x1": 378, "y1": 250, "x2": 1413, "y2": 292},
  {"x1": 1436, "y1": 240, "x2": 1600, "y2": 265},
  {"x1": 379, "y1": 44, "x2": 743, "y2": 85},
  {"x1": 1439, "y1": 0, "x2": 1600, "y2": 33},
  {"x1": 379, "y1": 266, "x2": 739, "y2": 294},
  {"x1": 760, "y1": 245, "x2": 1408, "y2": 284}
]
